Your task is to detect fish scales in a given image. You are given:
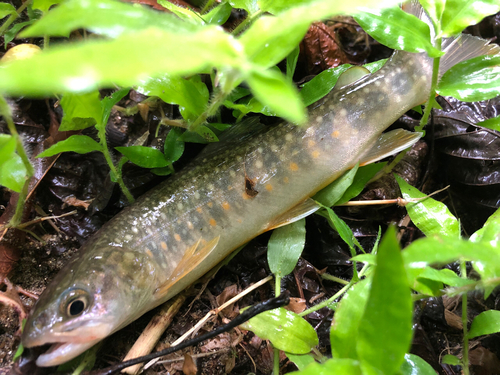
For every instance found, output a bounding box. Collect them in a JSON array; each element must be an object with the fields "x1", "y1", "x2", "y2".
[{"x1": 22, "y1": 25, "x2": 498, "y2": 366}]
